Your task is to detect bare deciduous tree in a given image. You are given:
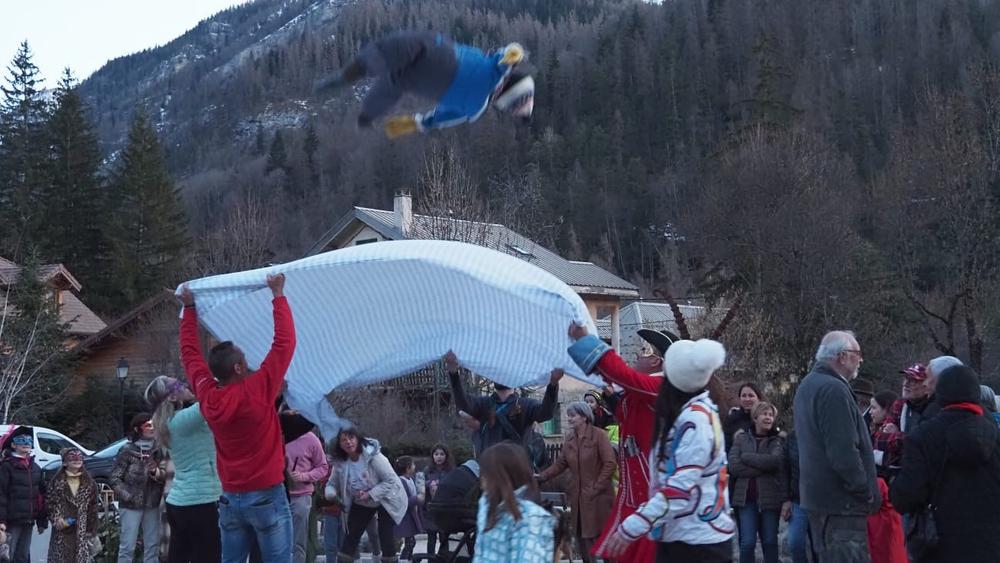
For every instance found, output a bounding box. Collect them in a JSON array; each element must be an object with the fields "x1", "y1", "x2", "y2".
[
  {"x1": 873, "y1": 89, "x2": 1000, "y2": 372},
  {"x1": 0, "y1": 260, "x2": 68, "y2": 423},
  {"x1": 192, "y1": 192, "x2": 277, "y2": 277}
]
